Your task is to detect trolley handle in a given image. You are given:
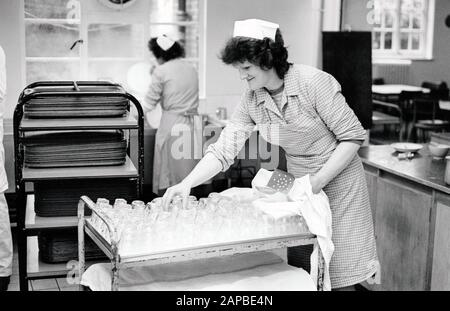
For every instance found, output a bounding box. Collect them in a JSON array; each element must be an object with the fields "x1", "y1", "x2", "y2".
[{"x1": 77, "y1": 195, "x2": 119, "y2": 245}]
